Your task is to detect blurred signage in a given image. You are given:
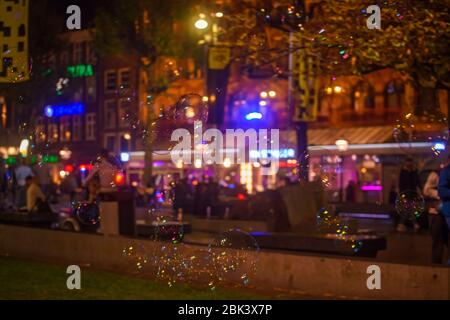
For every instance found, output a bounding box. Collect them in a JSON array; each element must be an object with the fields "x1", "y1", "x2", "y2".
[
  {"x1": 0, "y1": 0, "x2": 29, "y2": 82},
  {"x1": 208, "y1": 47, "x2": 230, "y2": 70},
  {"x1": 66, "y1": 64, "x2": 94, "y2": 78},
  {"x1": 293, "y1": 42, "x2": 319, "y2": 122},
  {"x1": 44, "y1": 103, "x2": 85, "y2": 117}
]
